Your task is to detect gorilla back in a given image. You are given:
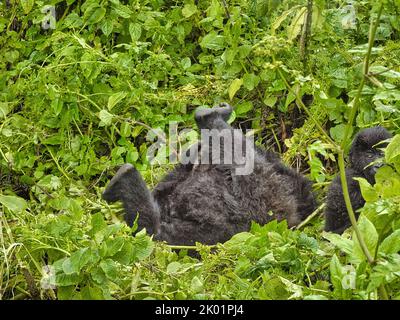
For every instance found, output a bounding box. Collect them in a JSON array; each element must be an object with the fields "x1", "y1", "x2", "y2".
[{"x1": 103, "y1": 103, "x2": 317, "y2": 245}]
